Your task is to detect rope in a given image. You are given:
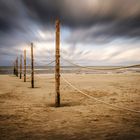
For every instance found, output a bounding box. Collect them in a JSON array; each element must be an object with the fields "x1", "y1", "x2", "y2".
[
  {"x1": 46, "y1": 60, "x2": 55, "y2": 66},
  {"x1": 20, "y1": 60, "x2": 55, "y2": 76},
  {"x1": 61, "y1": 75, "x2": 140, "y2": 113},
  {"x1": 61, "y1": 56, "x2": 140, "y2": 71},
  {"x1": 34, "y1": 60, "x2": 55, "y2": 66}
]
